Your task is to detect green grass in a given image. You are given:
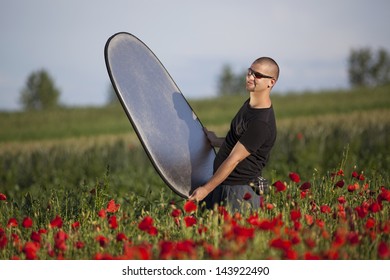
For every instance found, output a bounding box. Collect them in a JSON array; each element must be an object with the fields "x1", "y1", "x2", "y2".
[
  {"x1": 0, "y1": 84, "x2": 389, "y2": 199},
  {"x1": 1, "y1": 85, "x2": 389, "y2": 143},
  {"x1": 0, "y1": 106, "x2": 129, "y2": 142}
]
